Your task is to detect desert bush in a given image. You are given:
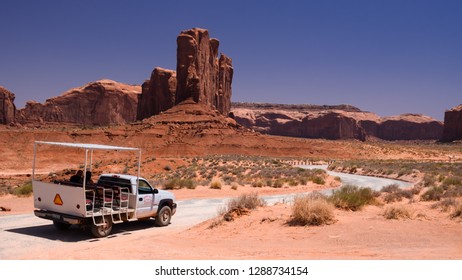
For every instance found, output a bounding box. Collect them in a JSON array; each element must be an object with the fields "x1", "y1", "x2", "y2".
[
  {"x1": 421, "y1": 186, "x2": 444, "y2": 201},
  {"x1": 231, "y1": 182, "x2": 239, "y2": 190},
  {"x1": 251, "y1": 180, "x2": 264, "y2": 188},
  {"x1": 311, "y1": 176, "x2": 325, "y2": 185},
  {"x1": 179, "y1": 178, "x2": 196, "y2": 189},
  {"x1": 450, "y1": 203, "x2": 462, "y2": 219},
  {"x1": 163, "y1": 178, "x2": 196, "y2": 190},
  {"x1": 383, "y1": 205, "x2": 412, "y2": 220},
  {"x1": 431, "y1": 198, "x2": 458, "y2": 212},
  {"x1": 381, "y1": 184, "x2": 414, "y2": 203},
  {"x1": 381, "y1": 184, "x2": 401, "y2": 193},
  {"x1": 210, "y1": 179, "x2": 223, "y2": 190},
  {"x1": 329, "y1": 185, "x2": 376, "y2": 211},
  {"x1": 227, "y1": 192, "x2": 266, "y2": 211},
  {"x1": 443, "y1": 185, "x2": 462, "y2": 198},
  {"x1": 272, "y1": 179, "x2": 284, "y2": 188},
  {"x1": 442, "y1": 176, "x2": 462, "y2": 188},
  {"x1": 422, "y1": 174, "x2": 437, "y2": 188},
  {"x1": 289, "y1": 193, "x2": 335, "y2": 226},
  {"x1": 12, "y1": 181, "x2": 33, "y2": 197}
]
